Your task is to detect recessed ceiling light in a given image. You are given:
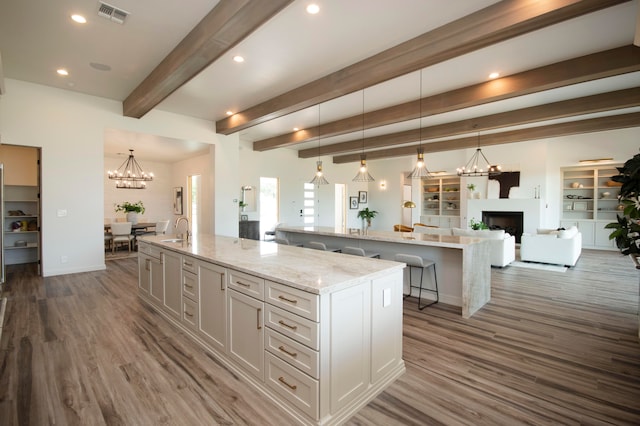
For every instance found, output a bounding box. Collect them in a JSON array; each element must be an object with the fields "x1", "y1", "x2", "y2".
[
  {"x1": 233, "y1": 55, "x2": 244, "y2": 63},
  {"x1": 488, "y1": 72, "x2": 500, "y2": 79},
  {"x1": 306, "y1": 4, "x2": 320, "y2": 14},
  {"x1": 71, "y1": 14, "x2": 87, "y2": 24},
  {"x1": 57, "y1": 68, "x2": 69, "y2": 76},
  {"x1": 226, "y1": 111, "x2": 234, "y2": 116}
]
